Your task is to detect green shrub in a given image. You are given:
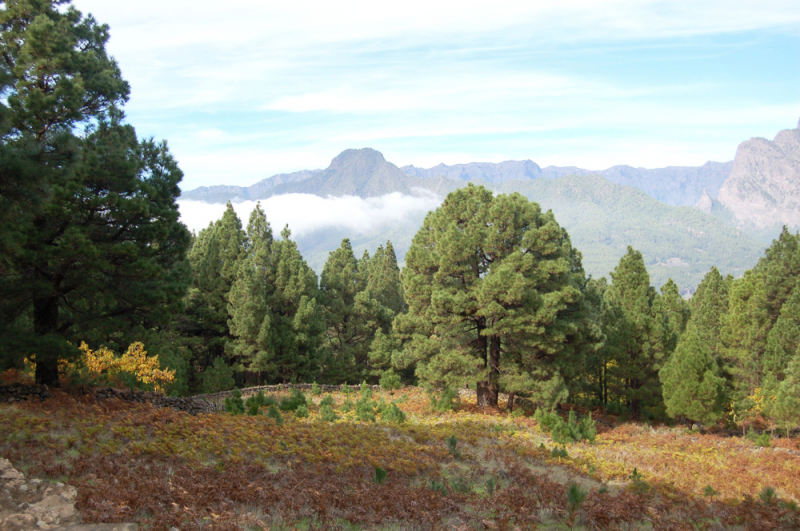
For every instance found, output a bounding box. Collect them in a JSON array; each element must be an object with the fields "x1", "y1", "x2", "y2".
[
  {"x1": 279, "y1": 388, "x2": 307, "y2": 411},
  {"x1": 374, "y1": 467, "x2": 387, "y2": 485},
  {"x1": 320, "y1": 394, "x2": 334, "y2": 408},
  {"x1": 360, "y1": 381, "x2": 373, "y2": 399},
  {"x1": 244, "y1": 391, "x2": 277, "y2": 416},
  {"x1": 447, "y1": 434, "x2": 461, "y2": 458},
  {"x1": 430, "y1": 387, "x2": 459, "y2": 412},
  {"x1": 355, "y1": 395, "x2": 376, "y2": 422},
  {"x1": 341, "y1": 396, "x2": 354, "y2": 413},
  {"x1": 567, "y1": 482, "x2": 588, "y2": 513},
  {"x1": 379, "y1": 370, "x2": 402, "y2": 393},
  {"x1": 759, "y1": 486, "x2": 778, "y2": 505},
  {"x1": 755, "y1": 432, "x2": 771, "y2": 448},
  {"x1": 202, "y1": 357, "x2": 236, "y2": 393},
  {"x1": 381, "y1": 402, "x2": 406, "y2": 423},
  {"x1": 450, "y1": 475, "x2": 471, "y2": 494},
  {"x1": 311, "y1": 382, "x2": 321, "y2": 396},
  {"x1": 534, "y1": 408, "x2": 596, "y2": 444},
  {"x1": 628, "y1": 468, "x2": 650, "y2": 494},
  {"x1": 267, "y1": 405, "x2": 284, "y2": 426},
  {"x1": 320, "y1": 404, "x2": 338, "y2": 422},
  {"x1": 486, "y1": 477, "x2": 497, "y2": 497},
  {"x1": 430, "y1": 480, "x2": 448, "y2": 495},
  {"x1": 295, "y1": 404, "x2": 309, "y2": 418},
  {"x1": 224, "y1": 389, "x2": 244, "y2": 415},
  {"x1": 551, "y1": 446, "x2": 569, "y2": 459}
]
